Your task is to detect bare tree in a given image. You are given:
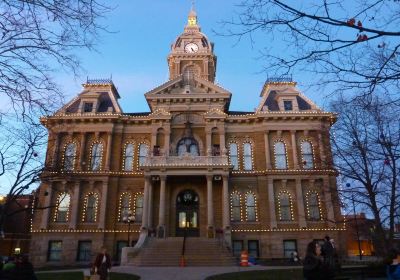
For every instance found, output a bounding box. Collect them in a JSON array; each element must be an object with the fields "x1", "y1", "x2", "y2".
[
  {"x1": 0, "y1": 0, "x2": 111, "y2": 117},
  {"x1": 330, "y1": 95, "x2": 400, "y2": 256},
  {"x1": 221, "y1": 0, "x2": 400, "y2": 97}
]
